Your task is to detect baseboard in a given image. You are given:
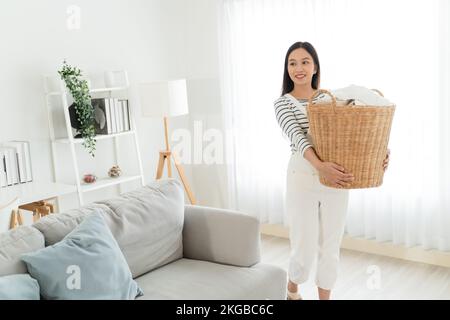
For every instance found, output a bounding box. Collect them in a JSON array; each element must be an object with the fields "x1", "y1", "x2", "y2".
[{"x1": 261, "y1": 224, "x2": 450, "y2": 268}]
